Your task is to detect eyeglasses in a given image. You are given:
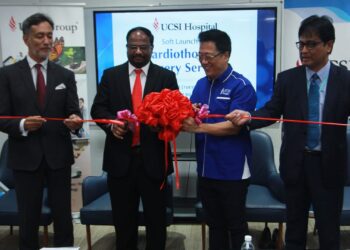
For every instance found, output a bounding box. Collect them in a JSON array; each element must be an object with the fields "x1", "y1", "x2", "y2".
[
  {"x1": 295, "y1": 41, "x2": 323, "y2": 50},
  {"x1": 126, "y1": 44, "x2": 152, "y2": 51},
  {"x1": 198, "y1": 52, "x2": 222, "y2": 62}
]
